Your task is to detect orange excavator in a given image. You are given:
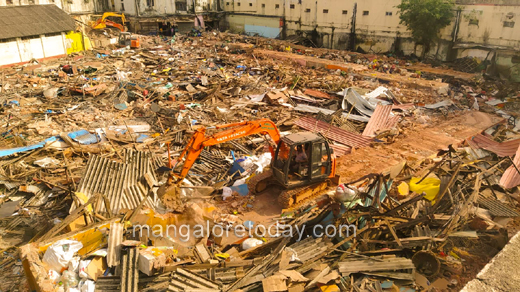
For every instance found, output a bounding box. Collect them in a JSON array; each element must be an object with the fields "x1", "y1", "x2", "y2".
[
  {"x1": 91, "y1": 12, "x2": 127, "y2": 32},
  {"x1": 161, "y1": 119, "x2": 339, "y2": 209}
]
